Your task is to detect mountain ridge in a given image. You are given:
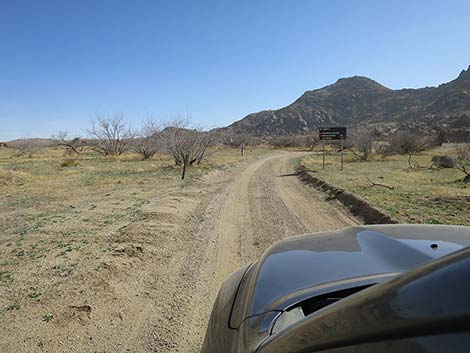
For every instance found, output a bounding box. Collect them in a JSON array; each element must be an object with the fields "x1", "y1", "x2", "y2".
[{"x1": 224, "y1": 66, "x2": 470, "y2": 136}]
